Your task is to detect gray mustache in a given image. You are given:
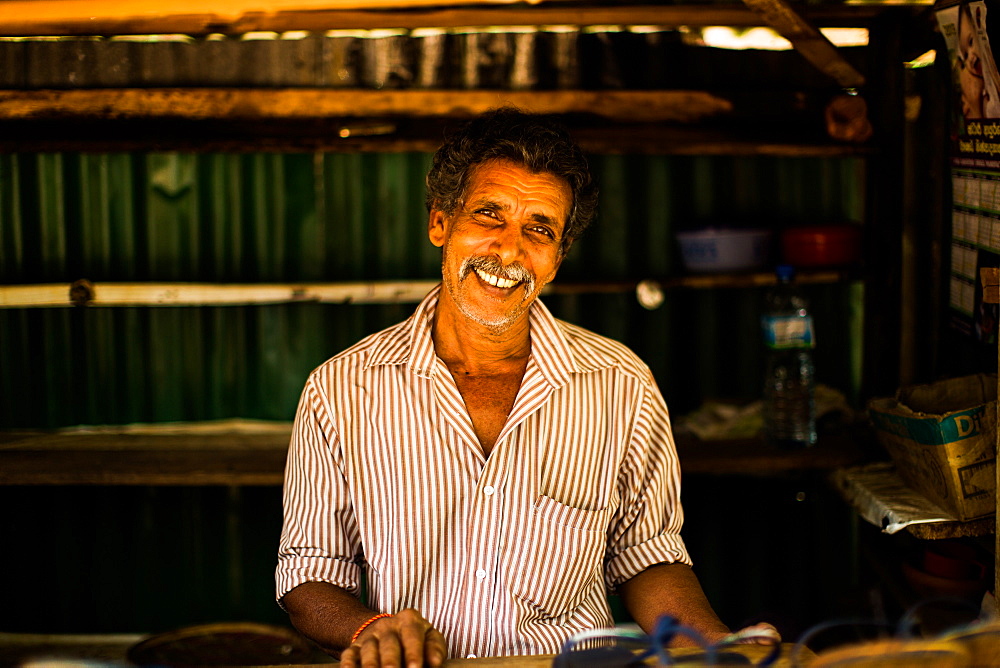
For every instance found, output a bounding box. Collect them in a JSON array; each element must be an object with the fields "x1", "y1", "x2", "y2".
[{"x1": 460, "y1": 256, "x2": 535, "y2": 291}]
